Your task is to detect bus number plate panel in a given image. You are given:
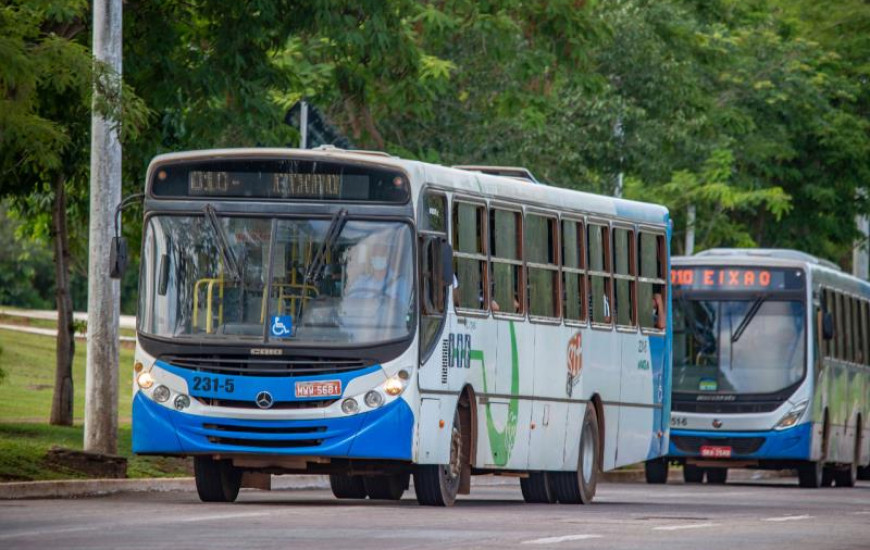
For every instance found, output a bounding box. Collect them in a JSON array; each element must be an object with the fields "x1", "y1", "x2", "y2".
[
  {"x1": 700, "y1": 445, "x2": 732, "y2": 458},
  {"x1": 295, "y1": 381, "x2": 342, "y2": 398}
]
